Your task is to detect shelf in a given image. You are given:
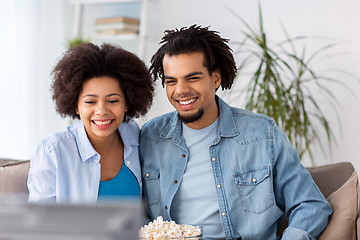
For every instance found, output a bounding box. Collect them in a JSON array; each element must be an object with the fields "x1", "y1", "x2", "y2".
[
  {"x1": 93, "y1": 33, "x2": 139, "y2": 40},
  {"x1": 69, "y1": 0, "x2": 141, "y2": 4},
  {"x1": 69, "y1": 0, "x2": 148, "y2": 58}
]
